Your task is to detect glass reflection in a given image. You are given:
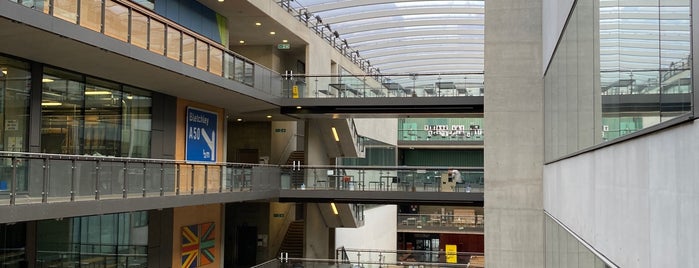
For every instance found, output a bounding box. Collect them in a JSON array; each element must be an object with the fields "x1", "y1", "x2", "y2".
[{"x1": 544, "y1": 0, "x2": 692, "y2": 160}]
